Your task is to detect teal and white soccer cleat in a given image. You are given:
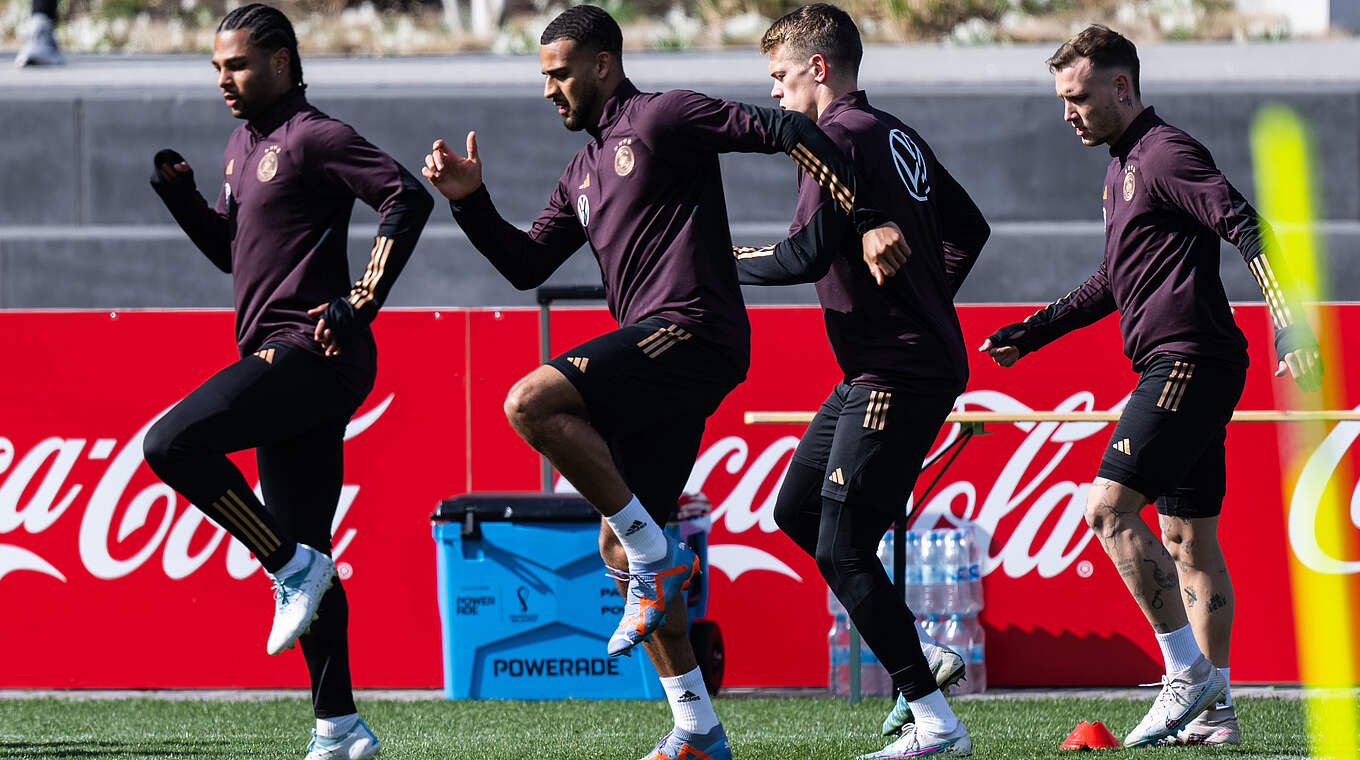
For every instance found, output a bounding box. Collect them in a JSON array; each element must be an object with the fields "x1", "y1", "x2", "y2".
[
  {"x1": 266, "y1": 544, "x2": 336, "y2": 656},
  {"x1": 1123, "y1": 656, "x2": 1227, "y2": 747},
  {"x1": 881, "y1": 644, "x2": 968, "y2": 736},
  {"x1": 1156, "y1": 705, "x2": 1241, "y2": 746},
  {"x1": 305, "y1": 718, "x2": 380, "y2": 760},
  {"x1": 862, "y1": 721, "x2": 972, "y2": 758},
  {"x1": 638, "y1": 724, "x2": 732, "y2": 760},
  {"x1": 606, "y1": 537, "x2": 700, "y2": 657}
]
